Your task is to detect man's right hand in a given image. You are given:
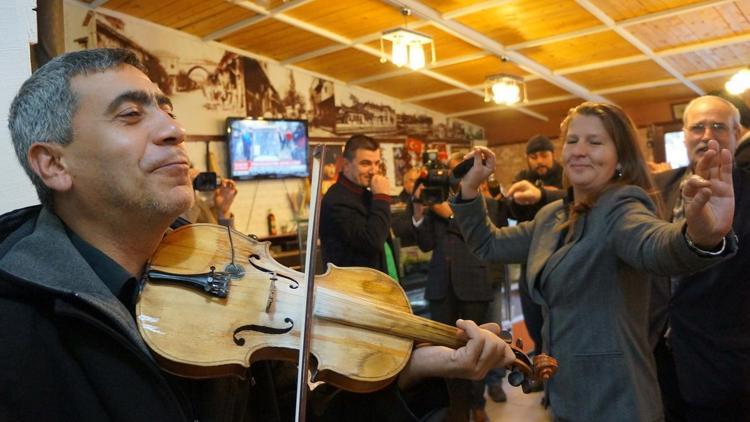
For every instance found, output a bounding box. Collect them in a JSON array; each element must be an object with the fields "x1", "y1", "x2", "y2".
[
  {"x1": 506, "y1": 180, "x2": 542, "y2": 206},
  {"x1": 370, "y1": 174, "x2": 390, "y2": 195}
]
